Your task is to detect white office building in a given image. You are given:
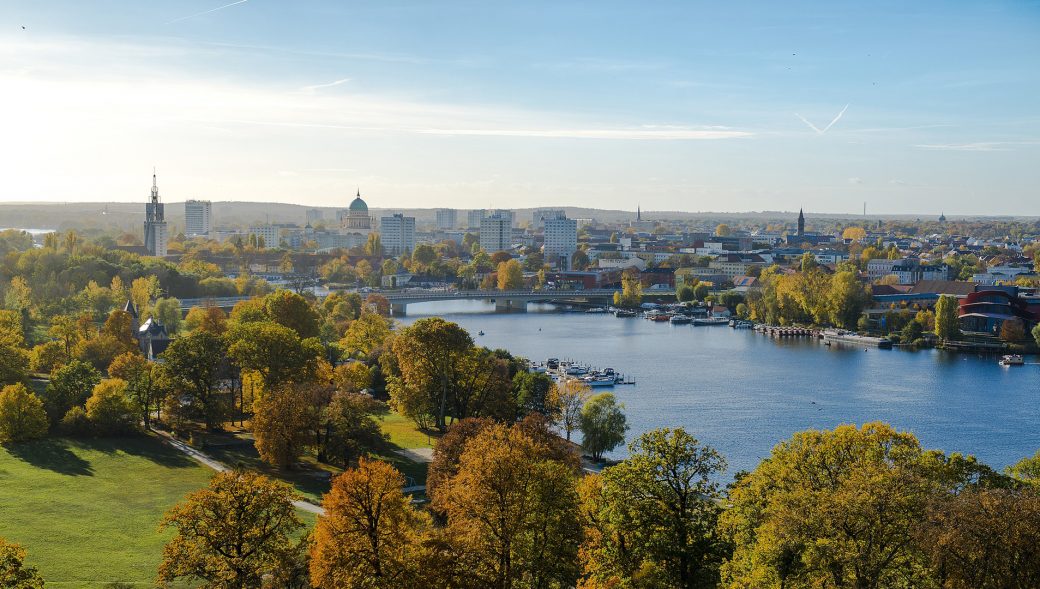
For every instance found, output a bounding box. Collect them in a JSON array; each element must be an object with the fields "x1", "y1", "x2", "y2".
[
  {"x1": 184, "y1": 200, "x2": 212, "y2": 236},
  {"x1": 436, "y1": 208, "x2": 458, "y2": 230},
  {"x1": 544, "y1": 216, "x2": 578, "y2": 269},
  {"x1": 380, "y1": 213, "x2": 416, "y2": 255},
  {"x1": 480, "y1": 211, "x2": 513, "y2": 253},
  {"x1": 248, "y1": 225, "x2": 280, "y2": 249}
]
